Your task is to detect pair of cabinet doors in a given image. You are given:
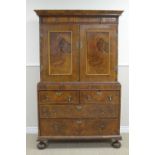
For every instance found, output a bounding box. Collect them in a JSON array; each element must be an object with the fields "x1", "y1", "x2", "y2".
[{"x1": 40, "y1": 24, "x2": 117, "y2": 82}]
